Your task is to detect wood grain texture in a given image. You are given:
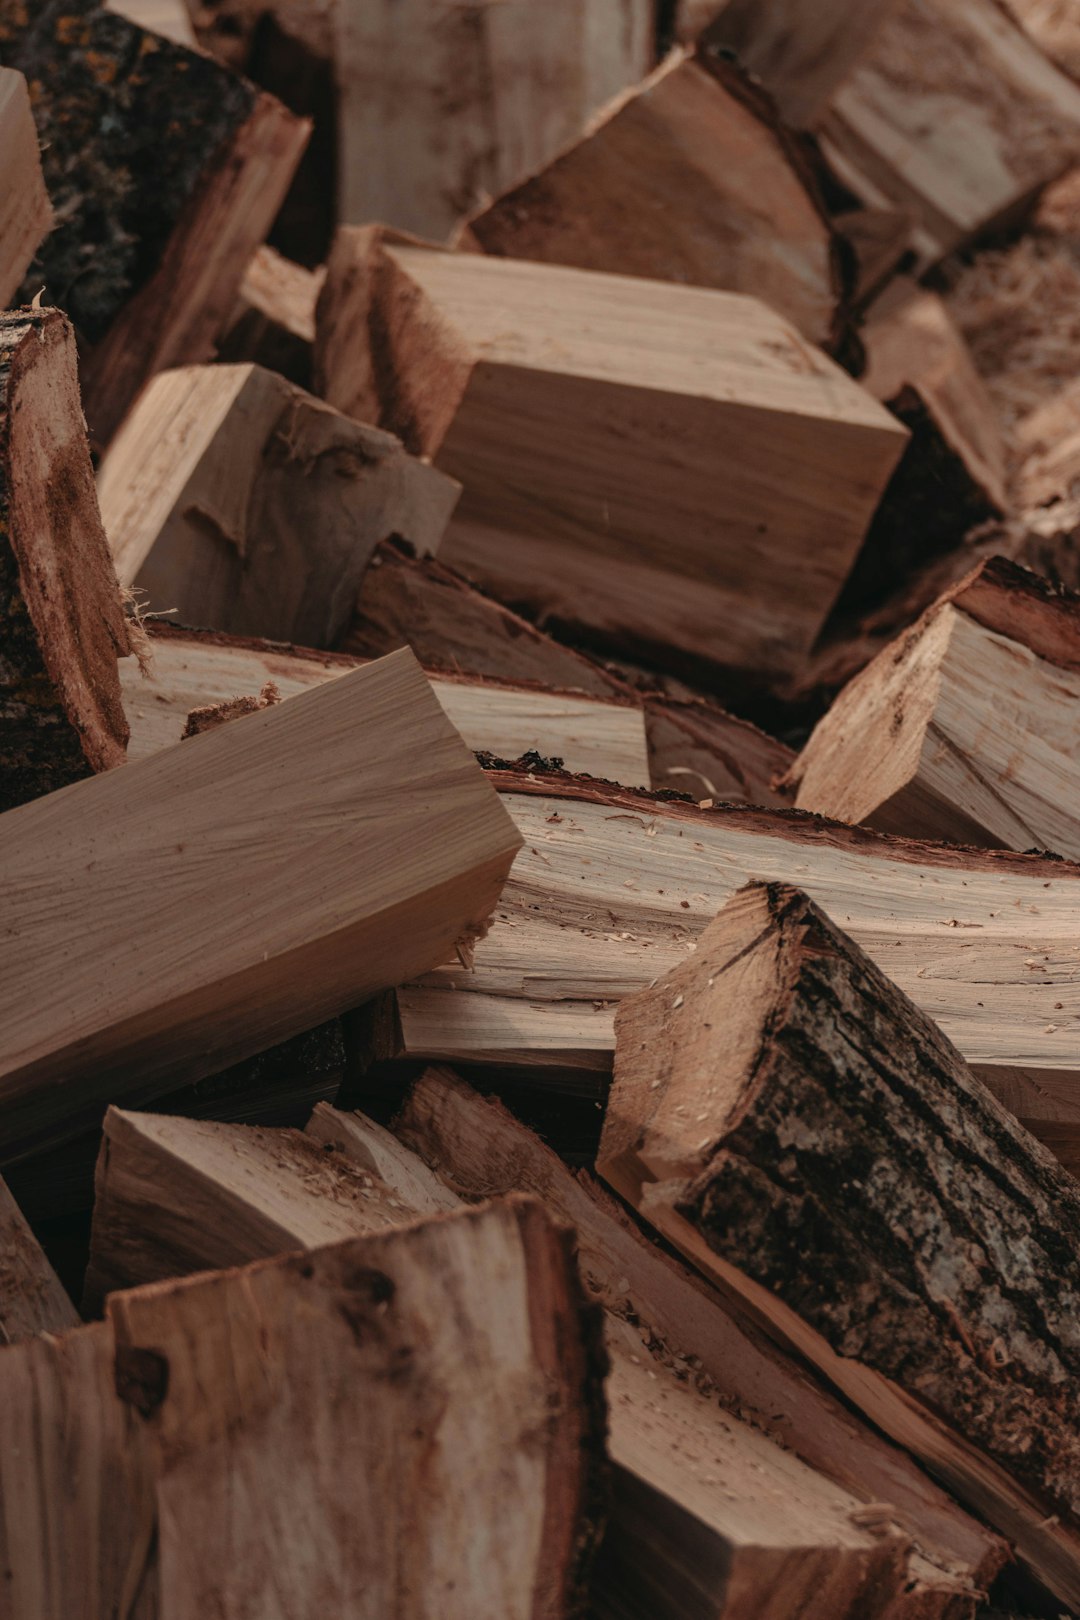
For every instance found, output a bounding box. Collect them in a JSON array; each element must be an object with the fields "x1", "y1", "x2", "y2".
[
  {"x1": 336, "y1": 0, "x2": 653, "y2": 240},
  {"x1": 3, "y1": 1202, "x2": 606, "y2": 1619},
  {"x1": 99, "y1": 363, "x2": 459, "y2": 646},
  {"x1": 819, "y1": 0, "x2": 1080, "y2": 267},
  {"x1": 218, "y1": 245, "x2": 325, "y2": 390},
  {"x1": 785, "y1": 559, "x2": 1080, "y2": 861},
  {"x1": 0, "y1": 3, "x2": 308, "y2": 444},
  {"x1": 0, "y1": 1177, "x2": 79, "y2": 1344},
  {"x1": 600, "y1": 881, "x2": 1080, "y2": 1607},
  {"x1": 0, "y1": 648, "x2": 521, "y2": 1164},
  {"x1": 699, "y1": 0, "x2": 903, "y2": 127},
  {"x1": 121, "y1": 622, "x2": 651, "y2": 783},
  {"x1": 394, "y1": 1067, "x2": 1004, "y2": 1617},
  {"x1": 317, "y1": 234, "x2": 907, "y2": 680},
  {"x1": 389, "y1": 770, "x2": 1080, "y2": 1111},
  {"x1": 0, "y1": 310, "x2": 132, "y2": 810},
  {"x1": 465, "y1": 51, "x2": 847, "y2": 351},
  {"x1": 0, "y1": 69, "x2": 52, "y2": 307}
]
